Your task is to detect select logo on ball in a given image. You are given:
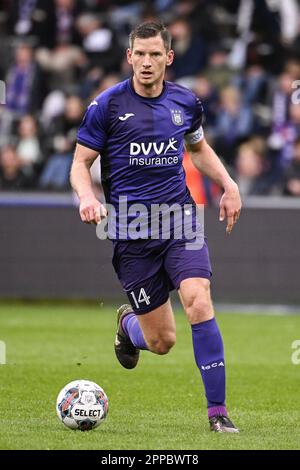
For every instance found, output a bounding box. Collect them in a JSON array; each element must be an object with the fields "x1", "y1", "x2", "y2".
[{"x1": 73, "y1": 407, "x2": 103, "y2": 418}]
